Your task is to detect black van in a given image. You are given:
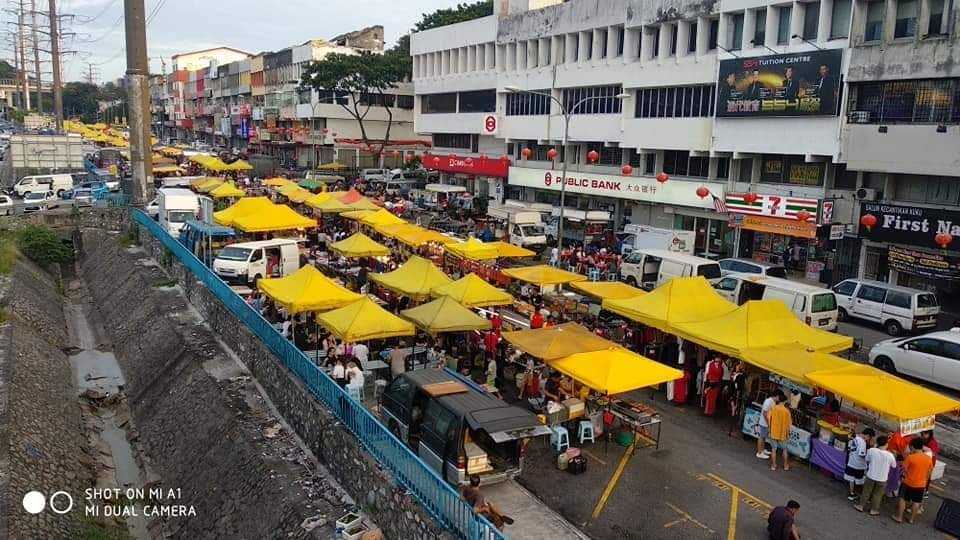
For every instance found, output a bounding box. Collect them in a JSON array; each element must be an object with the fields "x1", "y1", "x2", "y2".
[{"x1": 380, "y1": 369, "x2": 551, "y2": 485}]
